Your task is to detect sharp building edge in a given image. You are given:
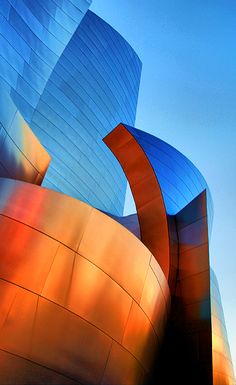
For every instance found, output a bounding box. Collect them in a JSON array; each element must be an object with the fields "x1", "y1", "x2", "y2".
[{"x1": 0, "y1": 1, "x2": 234, "y2": 384}]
